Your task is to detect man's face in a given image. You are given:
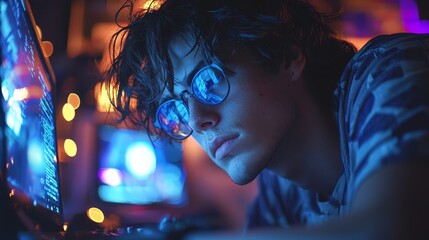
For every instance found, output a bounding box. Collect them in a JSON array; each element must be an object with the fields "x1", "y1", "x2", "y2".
[{"x1": 166, "y1": 37, "x2": 299, "y2": 185}]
